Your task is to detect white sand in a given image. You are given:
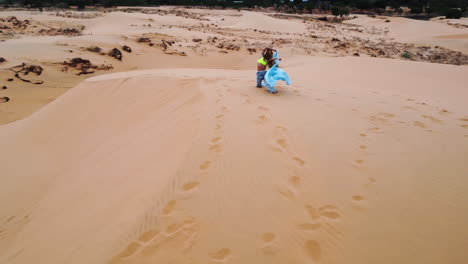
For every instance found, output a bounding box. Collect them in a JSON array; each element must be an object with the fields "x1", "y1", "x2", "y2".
[
  {"x1": 0, "y1": 8, "x2": 467, "y2": 264},
  {"x1": 346, "y1": 15, "x2": 468, "y2": 53}
]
